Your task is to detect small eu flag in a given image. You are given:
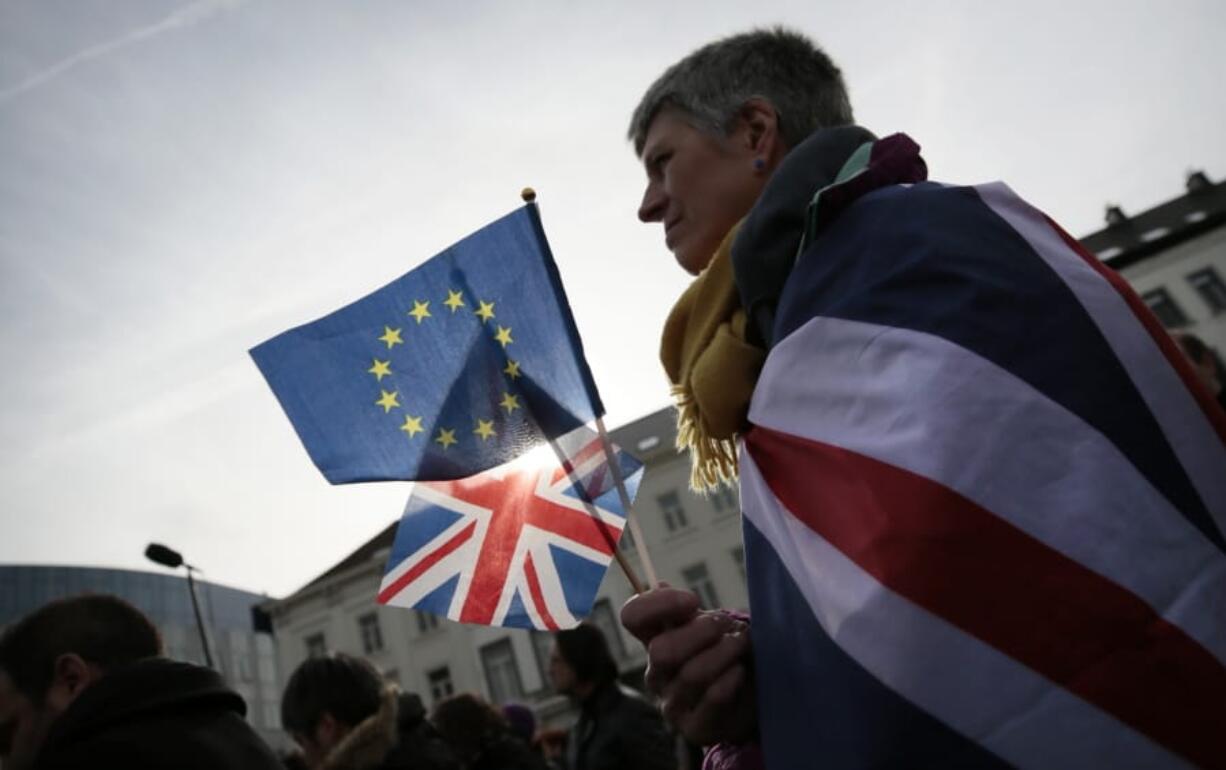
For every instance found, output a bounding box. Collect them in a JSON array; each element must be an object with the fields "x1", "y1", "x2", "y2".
[{"x1": 250, "y1": 204, "x2": 604, "y2": 484}]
